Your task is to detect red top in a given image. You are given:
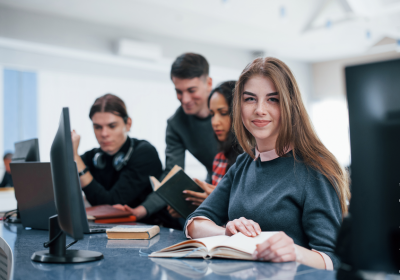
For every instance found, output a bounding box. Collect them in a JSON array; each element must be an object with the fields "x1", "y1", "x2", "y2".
[{"x1": 211, "y1": 152, "x2": 228, "y2": 186}]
